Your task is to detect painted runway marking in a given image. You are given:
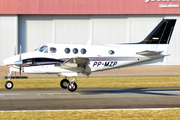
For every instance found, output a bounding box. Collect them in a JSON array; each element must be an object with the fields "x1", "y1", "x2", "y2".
[{"x1": 1, "y1": 72, "x2": 6, "y2": 76}]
